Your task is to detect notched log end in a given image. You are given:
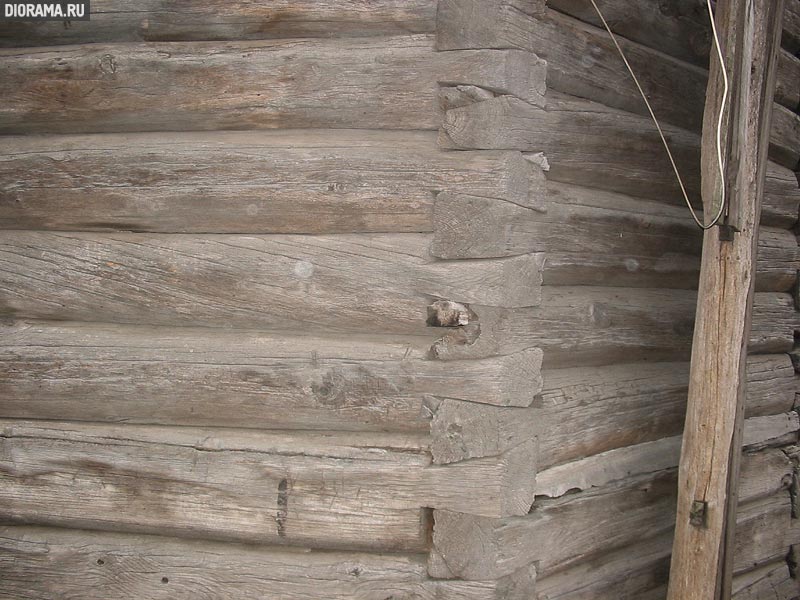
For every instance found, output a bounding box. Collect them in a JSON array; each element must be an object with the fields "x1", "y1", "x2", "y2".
[
  {"x1": 436, "y1": 0, "x2": 546, "y2": 50},
  {"x1": 430, "y1": 509, "x2": 508, "y2": 580}
]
